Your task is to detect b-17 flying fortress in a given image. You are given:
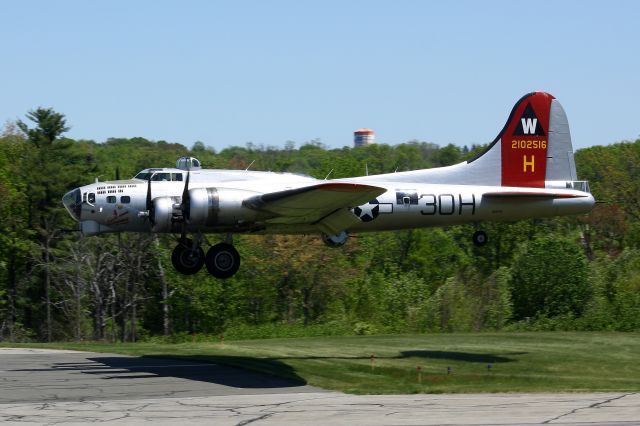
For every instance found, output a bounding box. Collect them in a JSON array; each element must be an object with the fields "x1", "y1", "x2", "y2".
[{"x1": 63, "y1": 92, "x2": 595, "y2": 278}]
